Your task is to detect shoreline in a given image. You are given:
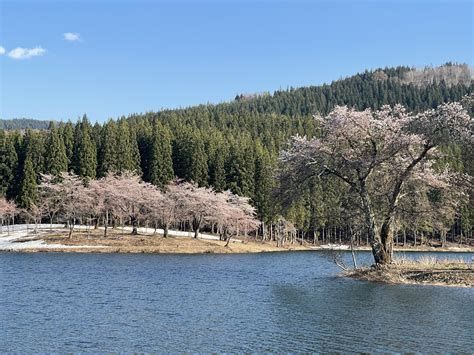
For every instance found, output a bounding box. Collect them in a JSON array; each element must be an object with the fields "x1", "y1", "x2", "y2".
[{"x1": 0, "y1": 226, "x2": 473, "y2": 255}]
